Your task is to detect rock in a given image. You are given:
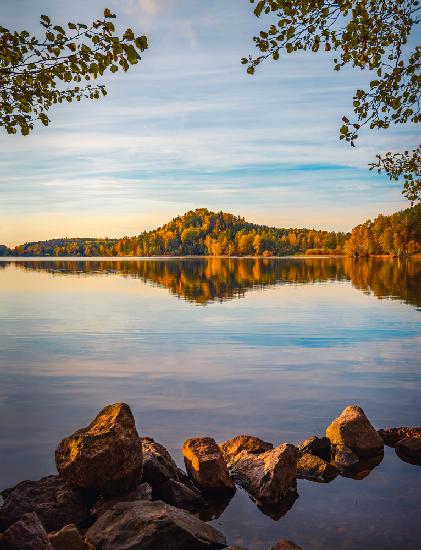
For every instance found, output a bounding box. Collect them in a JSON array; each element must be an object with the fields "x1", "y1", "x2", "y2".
[
  {"x1": 55, "y1": 402, "x2": 143, "y2": 497},
  {"x1": 378, "y1": 426, "x2": 421, "y2": 446},
  {"x1": 298, "y1": 436, "x2": 330, "y2": 460},
  {"x1": 223, "y1": 547, "x2": 248, "y2": 550},
  {"x1": 297, "y1": 453, "x2": 338, "y2": 482},
  {"x1": 271, "y1": 540, "x2": 302, "y2": 550},
  {"x1": 333, "y1": 445, "x2": 359, "y2": 469},
  {"x1": 48, "y1": 524, "x2": 87, "y2": 550},
  {"x1": 395, "y1": 437, "x2": 421, "y2": 465},
  {"x1": 257, "y1": 487, "x2": 298, "y2": 521},
  {"x1": 183, "y1": 437, "x2": 235, "y2": 494},
  {"x1": 86, "y1": 500, "x2": 227, "y2": 549},
  {"x1": 142, "y1": 437, "x2": 184, "y2": 486},
  {"x1": 0, "y1": 475, "x2": 88, "y2": 533},
  {"x1": 156, "y1": 478, "x2": 206, "y2": 512},
  {"x1": 230, "y1": 443, "x2": 297, "y2": 507},
  {"x1": 219, "y1": 435, "x2": 273, "y2": 466},
  {"x1": 90, "y1": 482, "x2": 152, "y2": 518},
  {"x1": 0, "y1": 512, "x2": 52, "y2": 550},
  {"x1": 325, "y1": 405, "x2": 384, "y2": 457},
  {"x1": 339, "y1": 452, "x2": 383, "y2": 480}
]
